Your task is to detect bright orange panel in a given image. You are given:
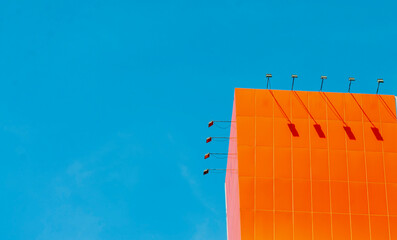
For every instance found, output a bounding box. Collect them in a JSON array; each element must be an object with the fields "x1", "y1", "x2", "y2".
[
  {"x1": 256, "y1": 117, "x2": 273, "y2": 147},
  {"x1": 366, "y1": 151, "x2": 385, "y2": 183},
  {"x1": 329, "y1": 150, "x2": 348, "y2": 181},
  {"x1": 239, "y1": 177, "x2": 254, "y2": 210},
  {"x1": 331, "y1": 181, "x2": 349, "y2": 214},
  {"x1": 368, "y1": 182, "x2": 388, "y2": 215},
  {"x1": 382, "y1": 123, "x2": 397, "y2": 153},
  {"x1": 323, "y1": 92, "x2": 345, "y2": 121},
  {"x1": 240, "y1": 210, "x2": 254, "y2": 239},
  {"x1": 389, "y1": 216, "x2": 397, "y2": 239},
  {"x1": 385, "y1": 152, "x2": 397, "y2": 183},
  {"x1": 274, "y1": 120, "x2": 291, "y2": 148},
  {"x1": 312, "y1": 181, "x2": 330, "y2": 213},
  {"x1": 378, "y1": 95, "x2": 397, "y2": 123},
  {"x1": 275, "y1": 179, "x2": 292, "y2": 211},
  {"x1": 311, "y1": 148, "x2": 329, "y2": 181},
  {"x1": 345, "y1": 93, "x2": 363, "y2": 122},
  {"x1": 272, "y1": 90, "x2": 291, "y2": 119},
  {"x1": 351, "y1": 214, "x2": 370, "y2": 240},
  {"x1": 237, "y1": 145, "x2": 254, "y2": 177},
  {"x1": 254, "y1": 211, "x2": 273, "y2": 239},
  {"x1": 255, "y1": 178, "x2": 273, "y2": 211},
  {"x1": 310, "y1": 120, "x2": 328, "y2": 149},
  {"x1": 387, "y1": 183, "x2": 397, "y2": 216},
  {"x1": 275, "y1": 211, "x2": 293, "y2": 240},
  {"x1": 332, "y1": 214, "x2": 351, "y2": 239},
  {"x1": 236, "y1": 116, "x2": 255, "y2": 146},
  {"x1": 291, "y1": 90, "x2": 309, "y2": 119},
  {"x1": 313, "y1": 213, "x2": 332, "y2": 240},
  {"x1": 328, "y1": 120, "x2": 346, "y2": 150},
  {"x1": 255, "y1": 146, "x2": 273, "y2": 179},
  {"x1": 362, "y1": 93, "x2": 380, "y2": 123},
  {"x1": 346, "y1": 122, "x2": 364, "y2": 151},
  {"x1": 255, "y1": 89, "x2": 274, "y2": 117},
  {"x1": 235, "y1": 88, "x2": 255, "y2": 116},
  {"x1": 349, "y1": 182, "x2": 369, "y2": 214},
  {"x1": 294, "y1": 212, "x2": 312, "y2": 240},
  {"x1": 294, "y1": 179, "x2": 312, "y2": 212},
  {"x1": 363, "y1": 123, "x2": 383, "y2": 152},
  {"x1": 309, "y1": 91, "x2": 327, "y2": 120},
  {"x1": 347, "y1": 151, "x2": 366, "y2": 182},
  {"x1": 370, "y1": 215, "x2": 390, "y2": 240},
  {"x1": 274, "y1": 148, "x2": 291, "y2": 179},
  {"x1": 293, "y1": 148, "x2": 311, "y2": 180},
  {"x1": 291, "y1": 119, "x2": 309, "y2": 148}
]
